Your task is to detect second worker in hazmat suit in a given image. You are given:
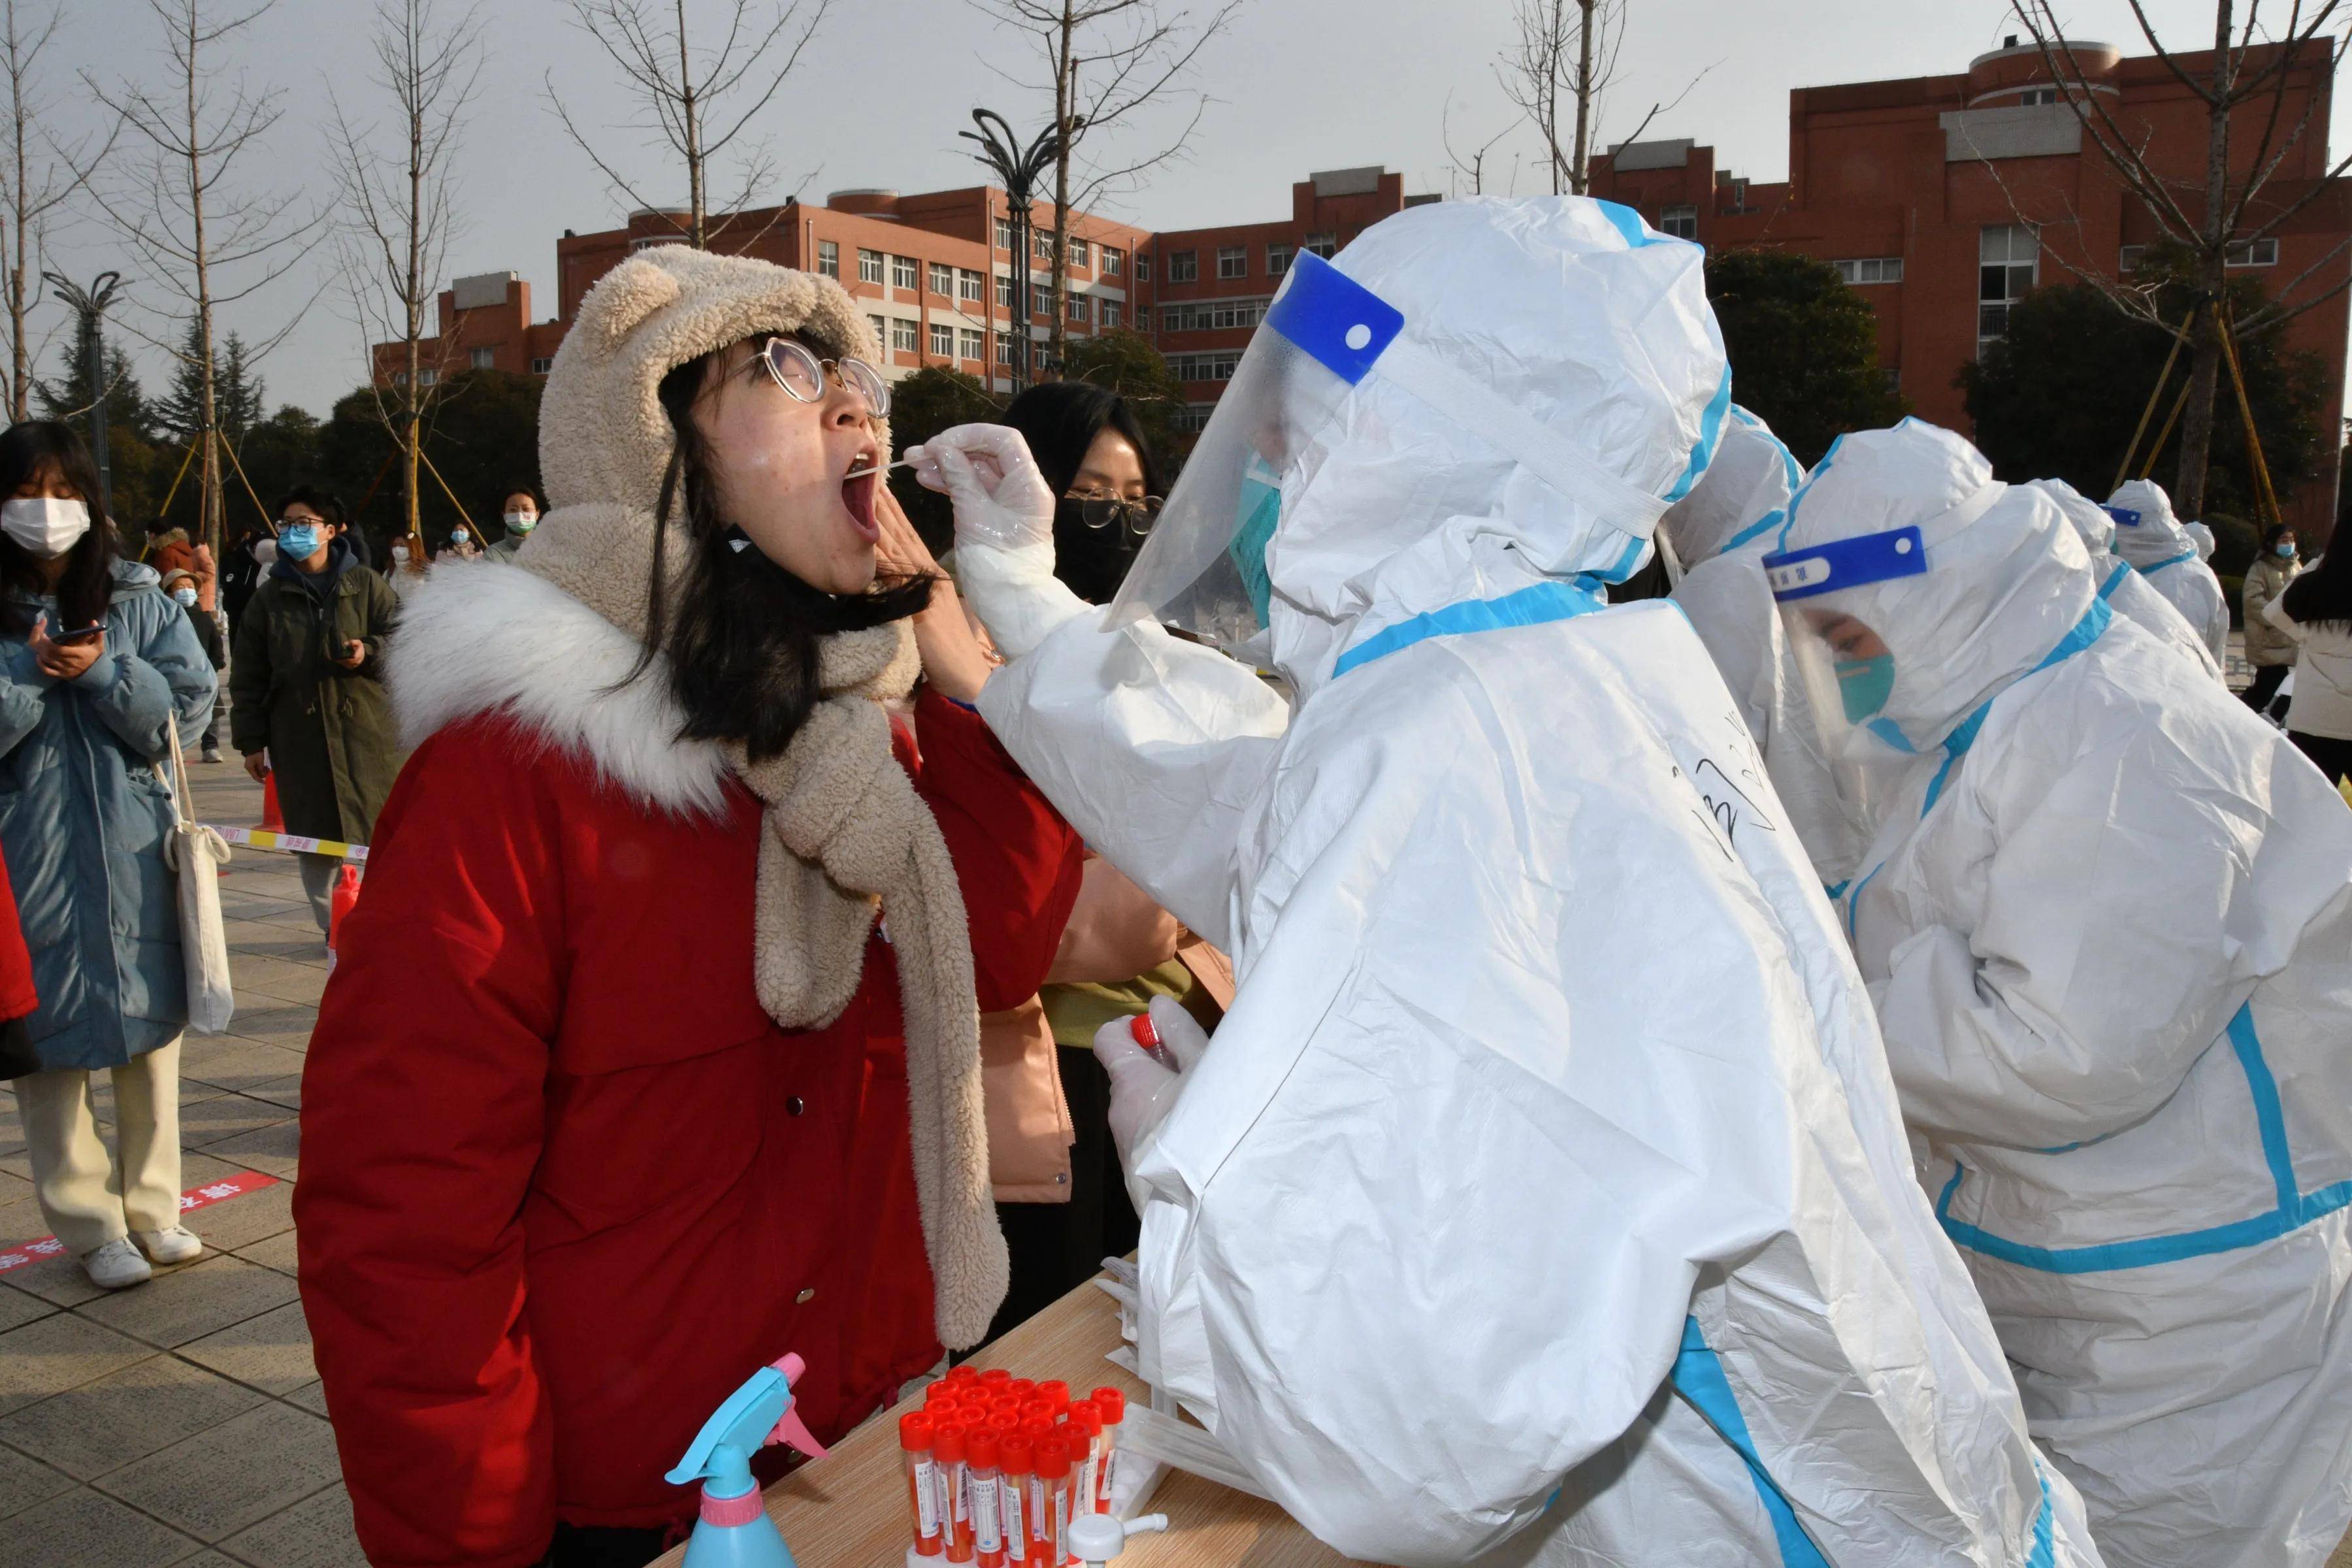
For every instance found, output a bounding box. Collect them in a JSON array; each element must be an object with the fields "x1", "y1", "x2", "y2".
[
  {"x1": 917, "y1": 199, "x2": 2099, "y2": 1566},
  {"x1": 2104, "y1": 477, "x2": 2230, "y2": 673},
  {"x1": 2025, "y1": 476, "x2": 2219, "y2": 679},
  {"x1": 1769, "y1": 420, "x2": 2352, "y2": 1568}
]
